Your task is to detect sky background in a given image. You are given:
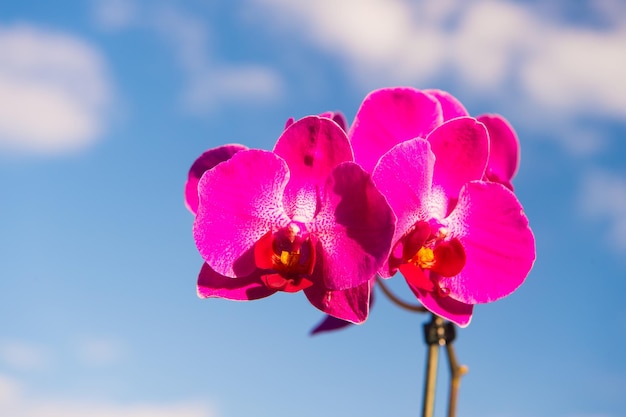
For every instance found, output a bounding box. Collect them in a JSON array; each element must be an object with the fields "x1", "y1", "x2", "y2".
[{"x1": 1, "y1": 0, "x2": 625, "y2": 416}]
